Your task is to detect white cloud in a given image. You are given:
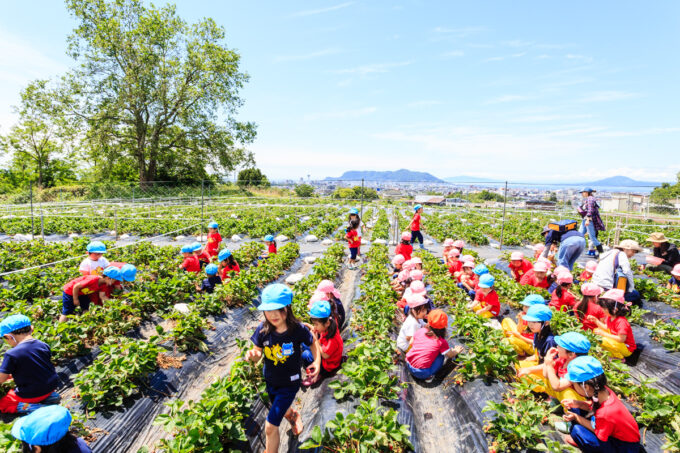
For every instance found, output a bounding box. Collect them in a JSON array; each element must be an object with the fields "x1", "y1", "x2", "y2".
[
  {"x1": 484, "y1": 95, "x2": 530, "y2": 104},
  {"x1": 484, "y1": 52, "x2": 526, "y2": 62},
  {"x1": 591, "y1": 127, "x2": 680, "y2": 138},
  {"x1": 289, "y1": 2, "x2": 354, "y2": 18},
  {"x1": 501, "y1": 39, "x2": 535, "y2": 48},
  {"x1": 332, "y1": 61, "x2": 413, "y2": 76},
  {"x1": 565, "y1": 54, "x2": 594, "y2": 63},
  {"x1": 274, "y1": 48, "x2": 342, "y2": 62},
  {"x1": 303, "y1": 106, "x2": 377, "y2": 121},
  {"x1": 509, "y1": 113, "x2": 594, "y2": 123},
  {"x1": 578, "y1": 91, "x2": 640, "y2": 103}
]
